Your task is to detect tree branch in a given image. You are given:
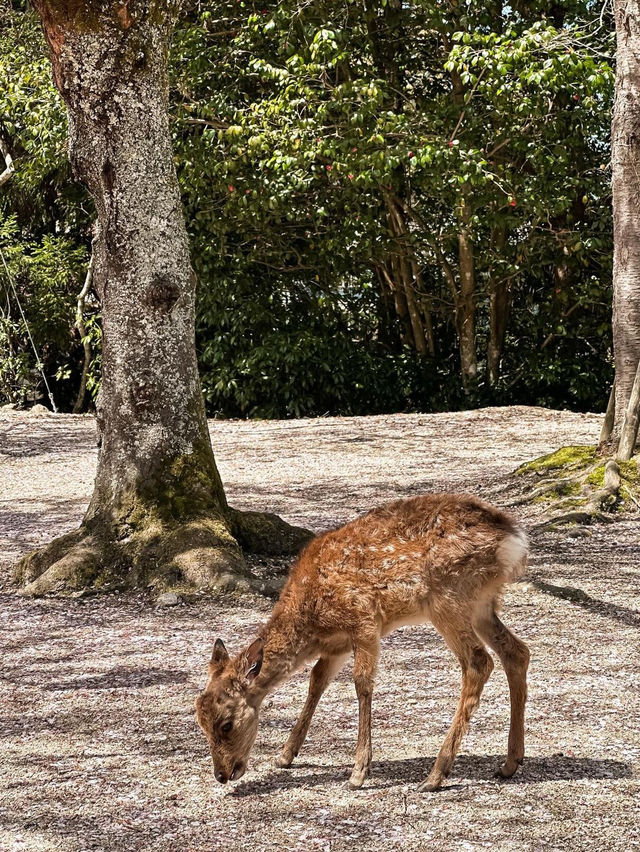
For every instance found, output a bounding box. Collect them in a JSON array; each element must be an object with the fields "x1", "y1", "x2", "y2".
[
  {"x1": 72, "y1": 242, "x2": 95, "y2": 414},
  {"x1": 0, "y1": 130, "x2": 15, "y2": 187}
]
